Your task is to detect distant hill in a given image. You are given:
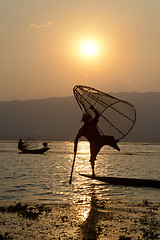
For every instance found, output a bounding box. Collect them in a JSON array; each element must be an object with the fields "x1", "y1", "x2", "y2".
[{"x1": 0, "y1": 92, "x2": 160, "y2": 142}]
